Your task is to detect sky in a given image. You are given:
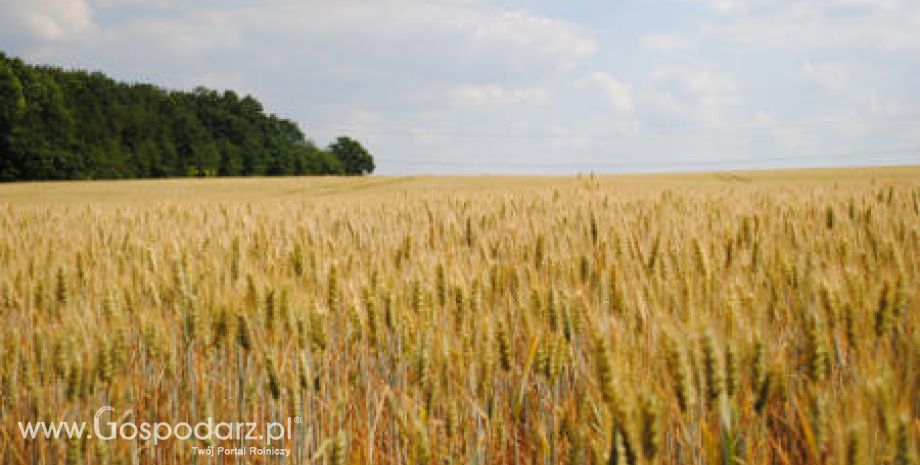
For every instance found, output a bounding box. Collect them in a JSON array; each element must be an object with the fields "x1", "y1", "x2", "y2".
[{"x1": 1, "y1": 0, "x2": 919, "y2": 174}]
